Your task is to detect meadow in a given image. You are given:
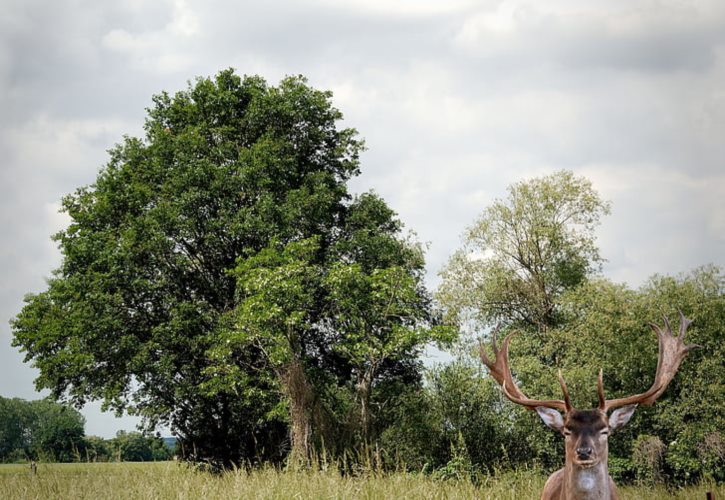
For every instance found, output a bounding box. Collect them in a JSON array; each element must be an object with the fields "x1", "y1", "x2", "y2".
[{"x1": 0, "y1": 462, "x2": 721, "y2": 500}]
